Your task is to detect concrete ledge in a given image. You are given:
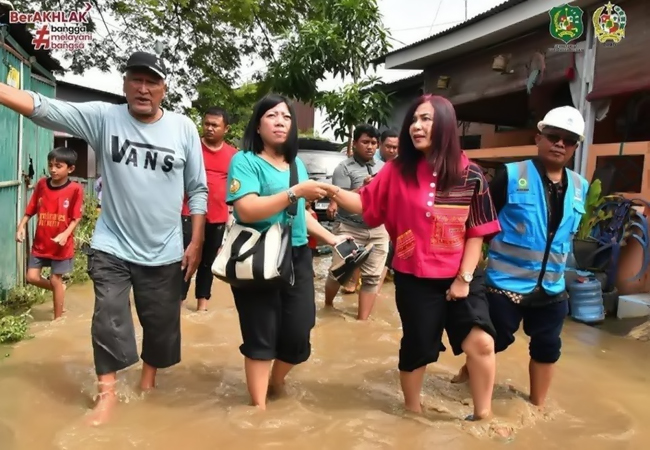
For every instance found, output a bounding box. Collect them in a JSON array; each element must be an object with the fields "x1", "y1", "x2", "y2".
[{"x1": 617, "y1": 294, "x2": 650, "y2": 319}]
